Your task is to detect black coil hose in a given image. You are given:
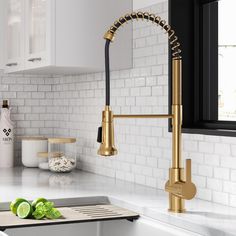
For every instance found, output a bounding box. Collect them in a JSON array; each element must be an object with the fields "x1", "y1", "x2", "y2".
[
  {"x1": 104, "y1": 12, "x2": 182, "y2": 106},
  {"x1": 105, "y1": 40, "x2": 111, "y2": 106}
]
